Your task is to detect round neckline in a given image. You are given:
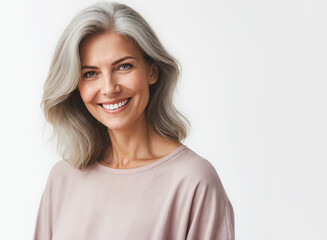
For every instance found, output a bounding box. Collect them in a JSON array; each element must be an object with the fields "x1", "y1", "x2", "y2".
[{"x1": 93, "y1": 144, "x2": 187, "y2": 175}]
